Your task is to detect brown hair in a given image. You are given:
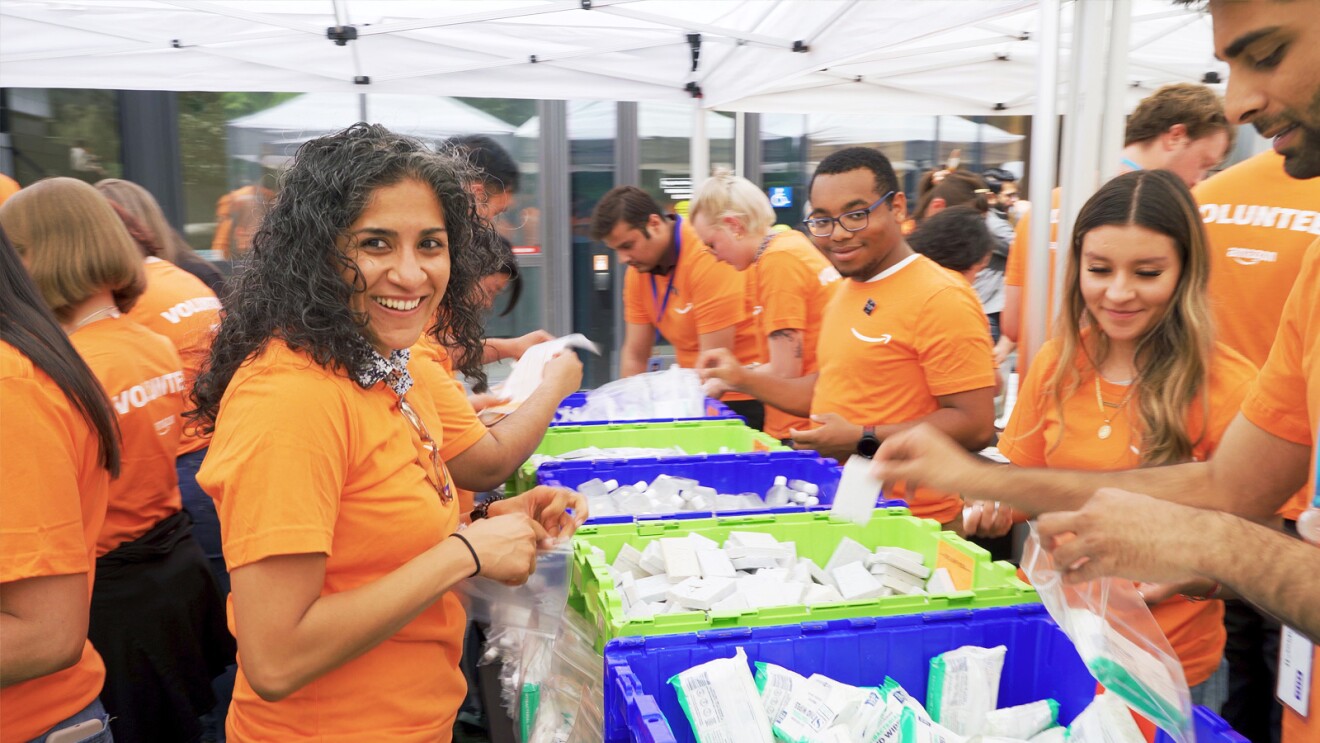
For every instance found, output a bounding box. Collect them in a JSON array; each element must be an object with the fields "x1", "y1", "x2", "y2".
[
  {"x1": 589, "y1": 185, "x2": 665, "y2": 241},
  {"x1": 106, "y1": 200, "x2": 163, "y2": 258},
  {"x1": 1044, "y1": 169, "x2": 1214, "y2": 466},
  {"x1": 1124, "y1": 83, "x2": 1232, "y2": 148},
  {"x1": 94, "y1": 178, "x2": 189, "y2": 264},
  {"x1": 913, "y1": 171, "x2": 991, "y2": 222},
  {"x1": 0, "y1": 177, "x2": 146, "y2": 321}
]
